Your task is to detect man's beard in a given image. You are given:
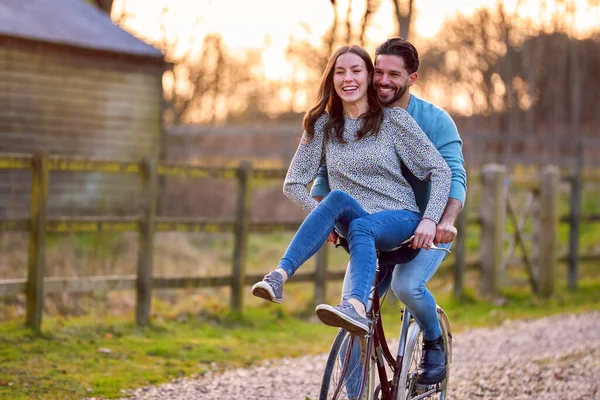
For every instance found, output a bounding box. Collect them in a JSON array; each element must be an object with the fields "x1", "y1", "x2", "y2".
[{"x1": 378, "y1": 82, "x2": 409, "y2": 106}]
